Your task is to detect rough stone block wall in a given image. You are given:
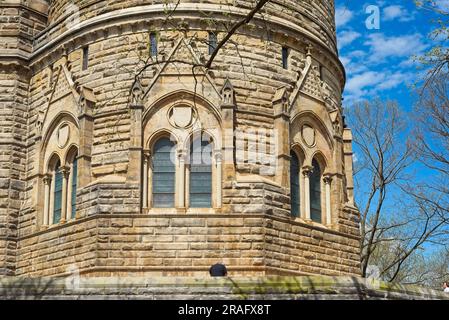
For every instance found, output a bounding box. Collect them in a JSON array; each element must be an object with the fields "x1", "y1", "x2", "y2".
[
  {"x1": 77, "y1": 183, "x2": 141, "y2": 217},
  {"x1": 16, "y1": 218, "x2": 98, "y2": 276},
  {"x1": 264, "y1": 215, "x2": 360, "y2": 276},
  {"x1": 222, "y1": 181, "x2": 290, "y2": 216},
  {"x1": 0, "y1": 0, "x2": 49, "y2": 275},
  {"x1": 1, "y1": 0, "x2": 359, "y2": 279},
  {"x1": 14, "y1": 214, "x2": 360, "y2": 277}
]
